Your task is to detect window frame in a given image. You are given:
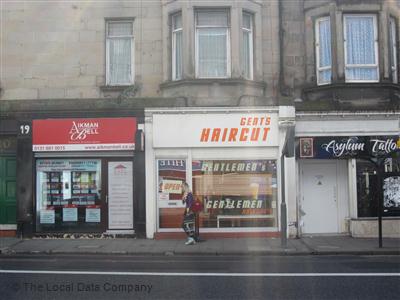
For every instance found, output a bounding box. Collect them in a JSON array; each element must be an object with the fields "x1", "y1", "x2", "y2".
[
  {"x1": 171, "y1": 12, "x2": 183, "y2": 81},
  {"x1": 242, "y1": 11, "x2": 254, "y2": 80},
  {"x1": 105, "y1": 20, "x2": 135, "y2": 86},
  {"x1": 191, "y1": 159, "x2": 278, "y2": 230},
  {"x1": 315, "y1": 16, "x2": 332, "y2": 85},
  {"x1": 343, "y1": 14, "x2": 379, "y2": 83},
  {"x1": 389, "y1": 17, "x2": 398, "y2": 84},
  {"x1": 195, "y1": 9, "x2": 231, "y2": 79},
  {"x1": 156, "y1": 158, "x2": 188, "y2": 231}
]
